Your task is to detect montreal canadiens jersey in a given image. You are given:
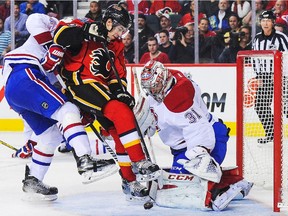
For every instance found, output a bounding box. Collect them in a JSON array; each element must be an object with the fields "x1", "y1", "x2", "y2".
[
  {"x1": 147, "y1": 69, "x2": 215, "y2": 153},
  {"x1": 2, "y1": 13, "x2": 58, "y2": 85}
]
